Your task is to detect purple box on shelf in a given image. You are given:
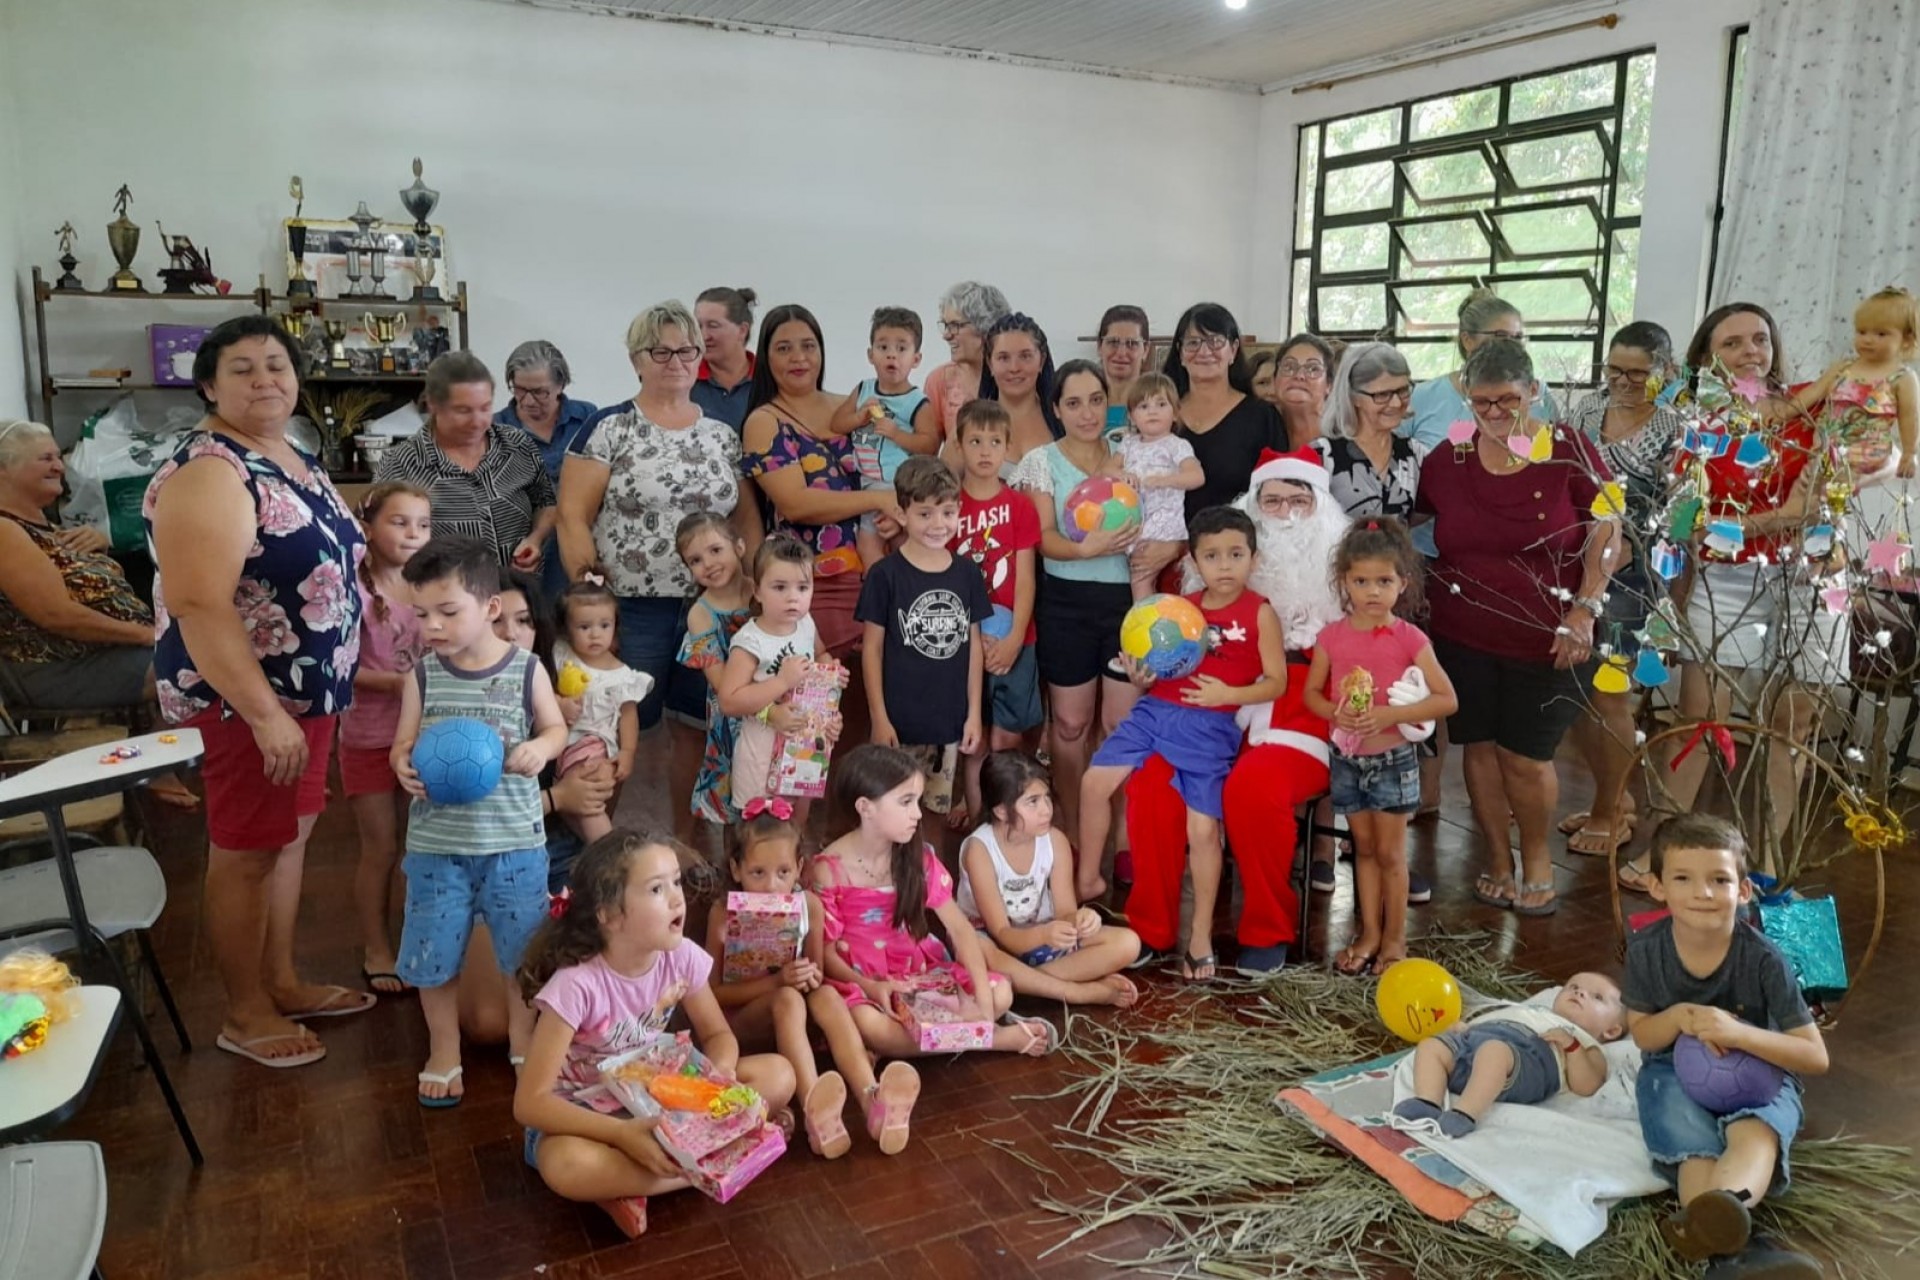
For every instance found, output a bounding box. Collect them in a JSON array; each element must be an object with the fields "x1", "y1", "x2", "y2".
[{"x1": 149, "y1": 324, "x2": 213, "y2": 387}]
